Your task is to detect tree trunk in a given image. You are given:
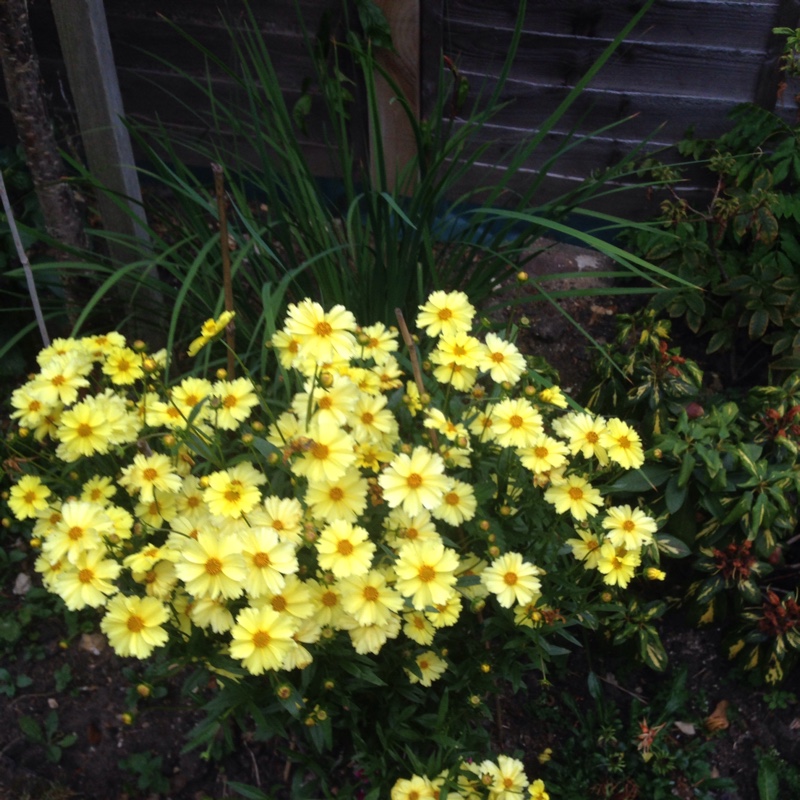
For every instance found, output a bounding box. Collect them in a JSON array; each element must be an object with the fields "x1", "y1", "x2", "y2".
[{"x1": 0, "y1": 0, "x2": 89, "y2": 322}]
